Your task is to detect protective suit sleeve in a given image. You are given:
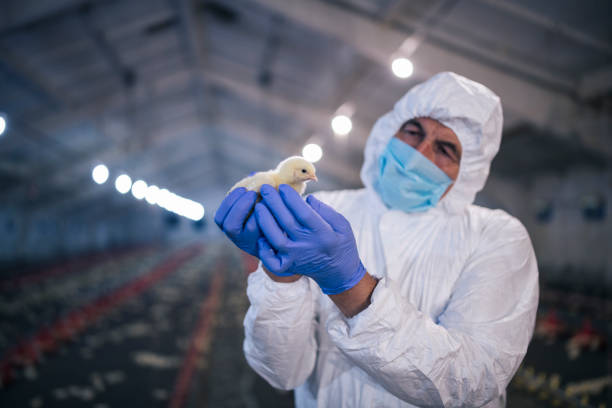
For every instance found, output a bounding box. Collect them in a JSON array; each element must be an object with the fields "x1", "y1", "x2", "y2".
[
  {"x1": 326, "y1": 214, "x2": 539, "y2": 407},
  {"x1": 243, "y1": 265, "x2": 318, "y2": 390}
]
